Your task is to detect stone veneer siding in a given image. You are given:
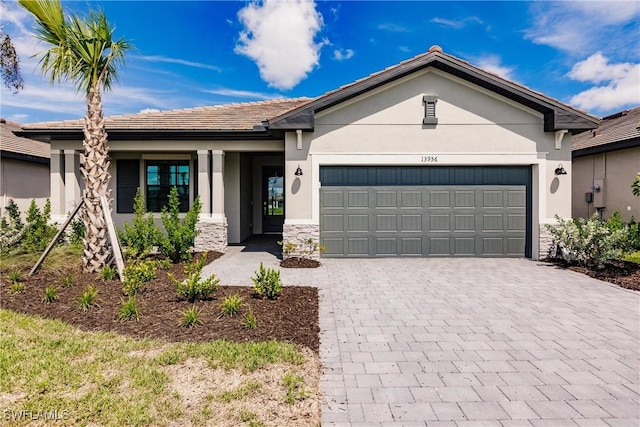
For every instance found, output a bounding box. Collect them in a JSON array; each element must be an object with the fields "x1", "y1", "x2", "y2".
[
  {"x1": 194, "y1": 221, "x2": 228, "y2": 252},
  {"x1": 538, "y1": 224, "x2": 556, "y2": 260},
  {"x1": 282, "y1": 223, "x2": 321, "y2": 260}
]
